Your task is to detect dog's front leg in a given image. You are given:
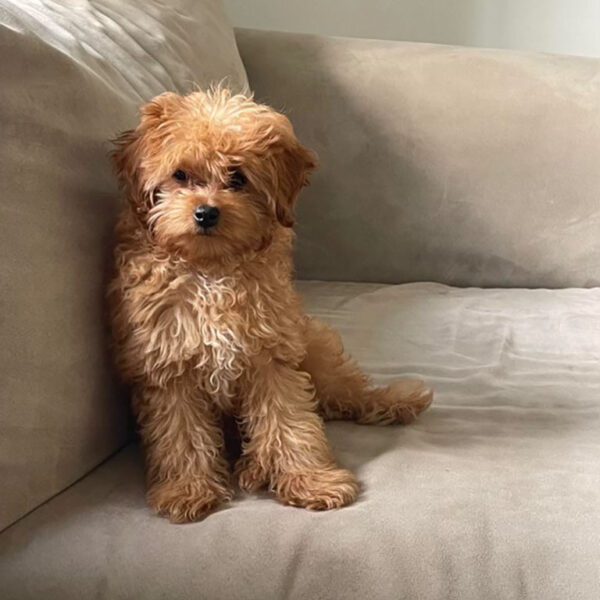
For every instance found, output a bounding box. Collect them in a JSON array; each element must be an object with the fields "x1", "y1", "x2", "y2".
[
  {"x1": 134, "y1": 377, "x2": 232, "y2": 523},
  {"x1": 237, "y1": 357, "x2": 359, "y2": 510}
]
